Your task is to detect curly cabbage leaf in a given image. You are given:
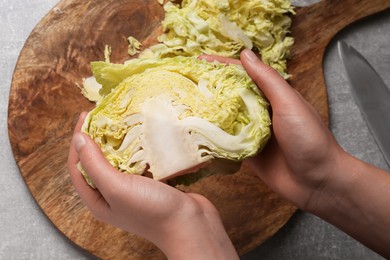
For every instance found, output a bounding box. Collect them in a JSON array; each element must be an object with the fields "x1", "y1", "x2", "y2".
[
  {"x1": 141, "y1": 0, "x2": 294, "y2": 77},
  {"x1": 81, "y1": 56, "x2": 271, "y2": 182}
]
